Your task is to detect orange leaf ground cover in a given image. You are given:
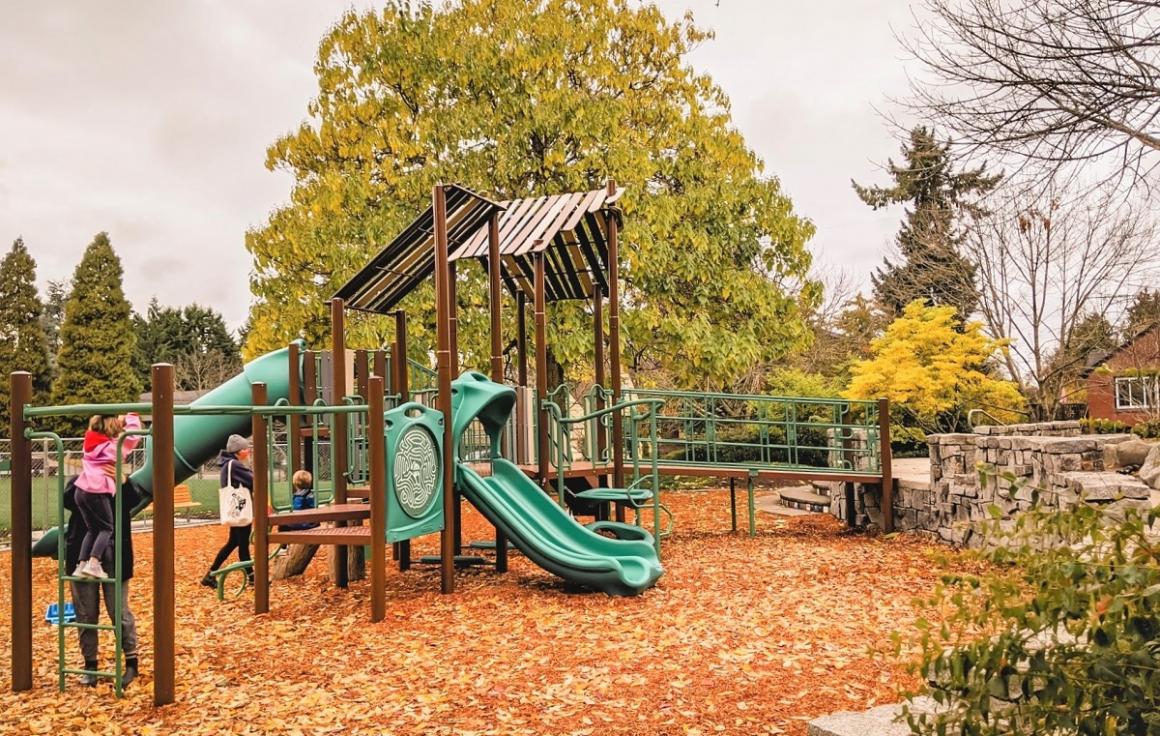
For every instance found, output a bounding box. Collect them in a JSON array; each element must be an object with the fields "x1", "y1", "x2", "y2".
[{"x1": 0, "y1": 489, "x2": 962, "y2": 735}]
